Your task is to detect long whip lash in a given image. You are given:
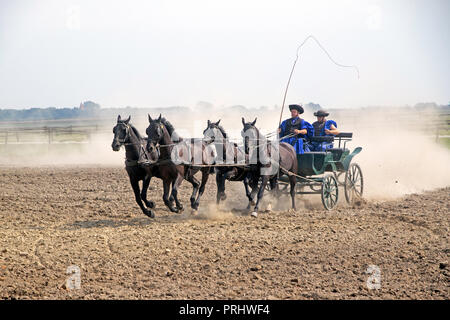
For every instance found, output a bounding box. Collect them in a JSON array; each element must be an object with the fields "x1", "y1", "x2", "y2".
[{"x1": 278, "y1": 35, "x2": 360, "y2": 128}]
